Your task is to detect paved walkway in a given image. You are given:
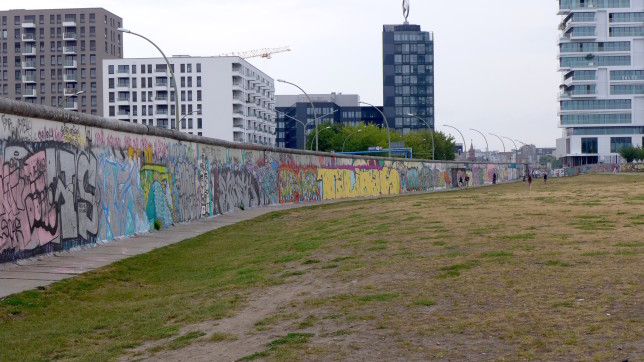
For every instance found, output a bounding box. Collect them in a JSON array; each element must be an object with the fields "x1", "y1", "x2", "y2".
[{"x1": 0, "y1": 203, "x2": 308, "y2": 299}]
